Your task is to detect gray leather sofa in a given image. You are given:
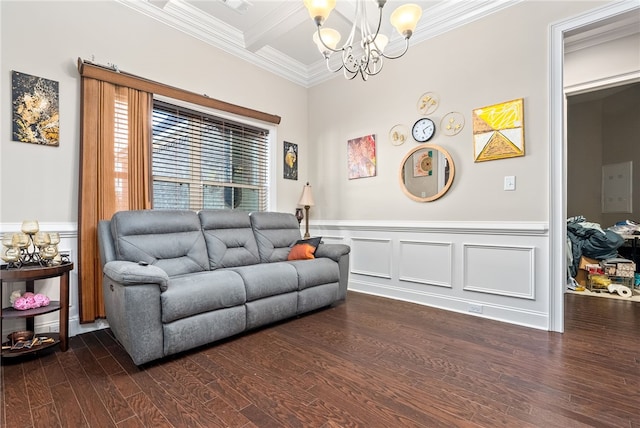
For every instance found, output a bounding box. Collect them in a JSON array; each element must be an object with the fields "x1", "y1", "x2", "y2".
[{"x1": 97, "y1": 209, "x2": 350, "y2": 365}]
